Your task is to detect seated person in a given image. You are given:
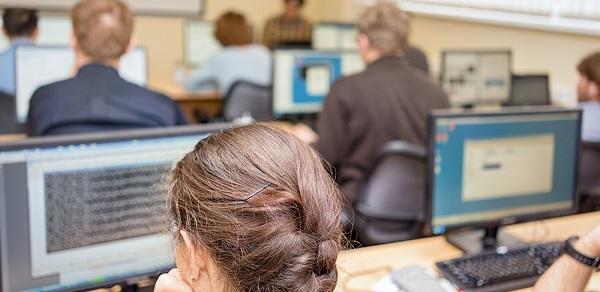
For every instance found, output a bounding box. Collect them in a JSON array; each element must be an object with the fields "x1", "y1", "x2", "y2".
[
  {"x1": 27, "y1": 0, "x2": 187, "y2": 136},
  {"x1": 0, "y1": 8, "x2": 38, "y2": 95},
  {"x1": 577, "y1": 52, "x2": 600, "y2": 142},
  {"x1": 534, "y1": 225, "x2": 600, "y2": 292},
  {"x1": 154, "y1": 124, "x2": 344, "y2": 291},
  {"x1": 263, "y1": 0, "x2": 312, "y2": 49},
  {"x1": 316, "y1": 2, "x2": 449, "y2": 202},
  {"x1": 181, "y1": 11, "x2": 271, "y2": 95}
]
